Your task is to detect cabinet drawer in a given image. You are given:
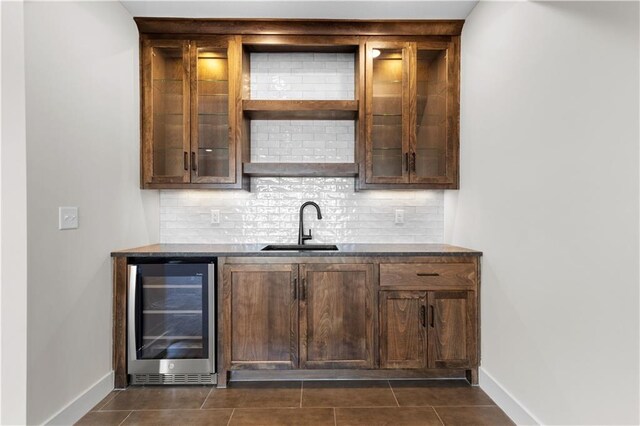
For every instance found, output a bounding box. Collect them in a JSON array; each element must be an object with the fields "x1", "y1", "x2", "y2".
[{"x1": 379, "y1": 262, "x2": 476, "y2": 289}]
